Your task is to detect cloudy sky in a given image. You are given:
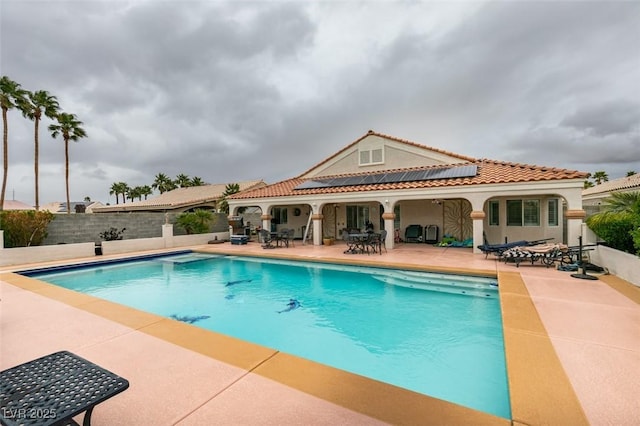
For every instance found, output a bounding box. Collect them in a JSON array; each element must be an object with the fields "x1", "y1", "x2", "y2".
[{"x1": 1, "y1": 0, "x2": 639, "y2": 206}]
